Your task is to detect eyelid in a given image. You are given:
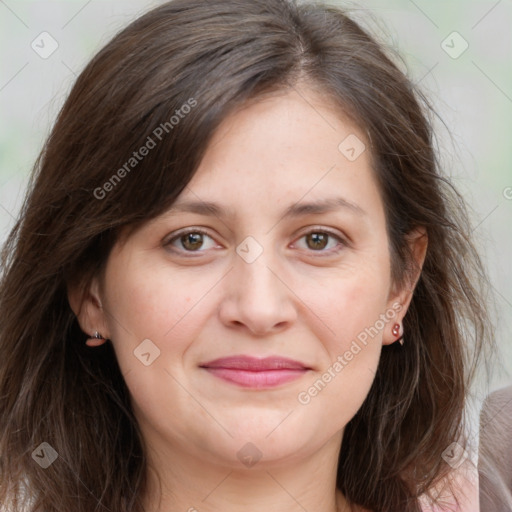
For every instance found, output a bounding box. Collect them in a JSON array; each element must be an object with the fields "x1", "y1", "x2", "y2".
[
  {"x1": 291, "y1": 226, "x2": 348, "y2": 254},
  {"x1": 163, "y1": 226, "x2": 211, "y2": 243},
  {"x1": 163, "y1": 227, "x2": 221, "y2": 253}
]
